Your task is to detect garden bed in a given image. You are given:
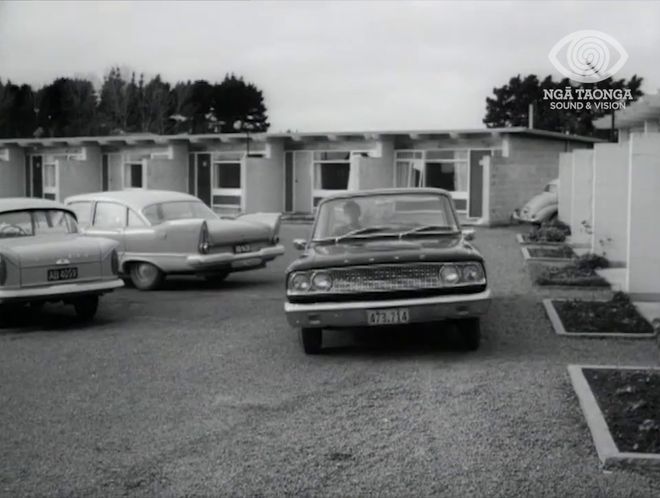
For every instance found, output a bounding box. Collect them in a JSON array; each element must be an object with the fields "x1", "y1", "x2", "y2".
[
  {"x1": 527, "y1": 245, "x2": 575, "y2": 258},
  {"x1": 543, "y1": 293, "x2": 656, "y2": 338},
  {"x1": 568, "y1": 365, "x2": 660, "y2": 471},
  {"x1": 532, "y1": 264, "x2": 610, "y2": 287},
  {"x1": 516, "y1": 233, "x2": 566, "y2": 246}
]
